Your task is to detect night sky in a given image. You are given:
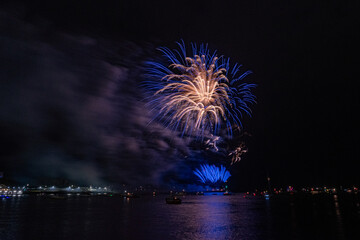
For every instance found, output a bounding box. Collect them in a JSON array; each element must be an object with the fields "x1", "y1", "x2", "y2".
[{"x1": 0, "y1": 0, "x2": 358, "y2": 190}]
